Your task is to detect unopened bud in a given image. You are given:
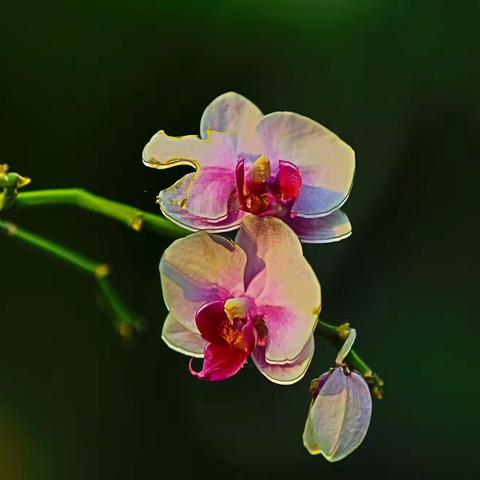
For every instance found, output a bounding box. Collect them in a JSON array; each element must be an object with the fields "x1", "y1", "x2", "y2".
[
  {"x1": 303, "y1": 367, "x2": 372, "y2": 461},
  {"x1": 303, "y1": 328, "x2": 371, "y2": 461}
]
